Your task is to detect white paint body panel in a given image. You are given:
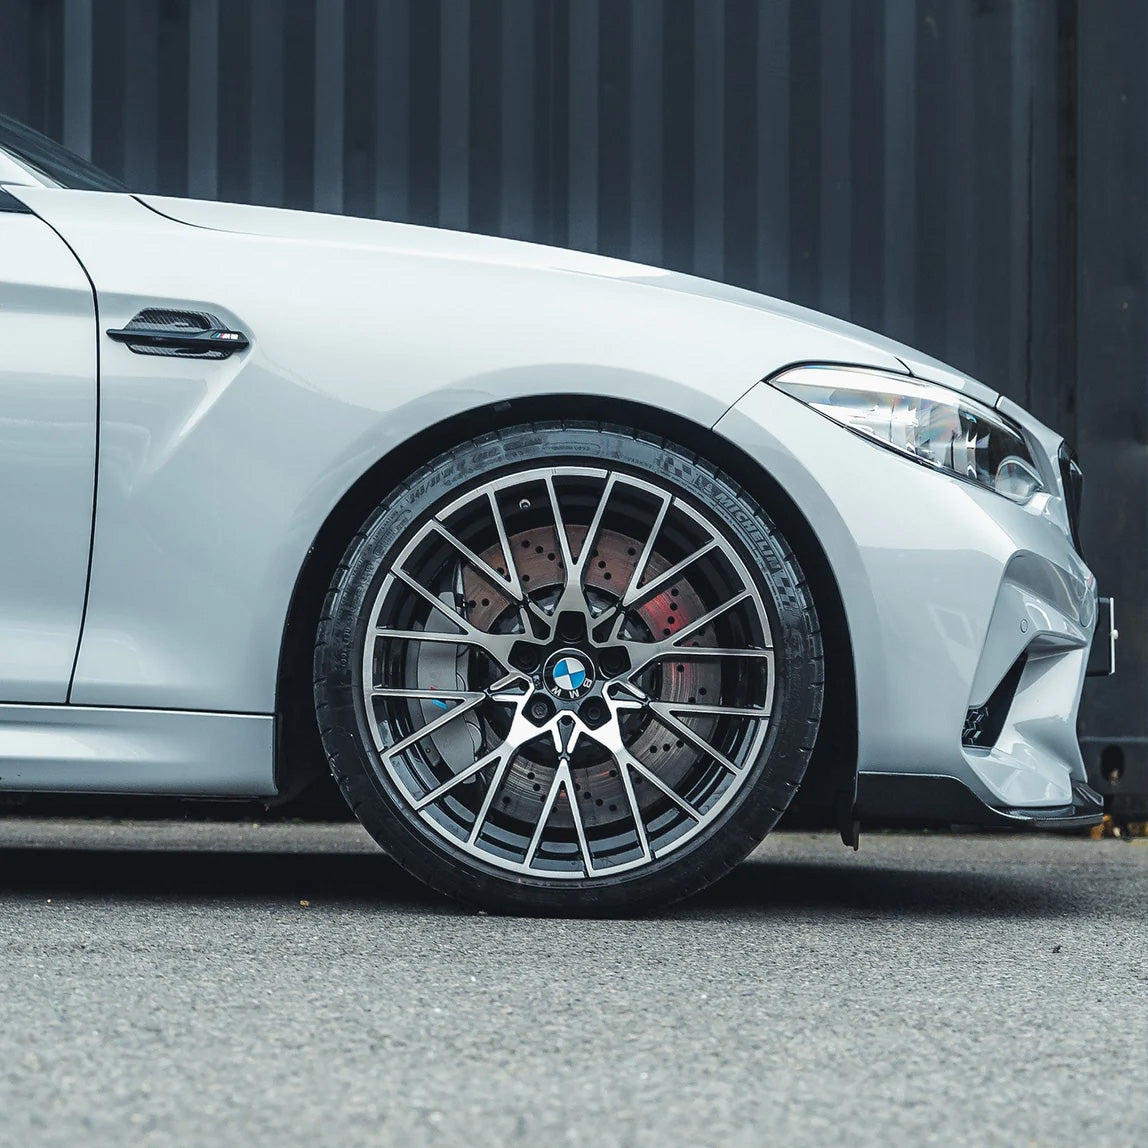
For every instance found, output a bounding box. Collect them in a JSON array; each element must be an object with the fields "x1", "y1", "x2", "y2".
[
  {"x1": 14, "y1": 189, "x2": 910, "y2": 713},
  {"x1": 0, "y1": 704, "x2": 274, "y2": 795},
  {"x1": 0, "y1": 213, "x2": 96, "y2": 702},
  {"x1": 0, "y1": 186, "x2": 1097, "y2": 814}
]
